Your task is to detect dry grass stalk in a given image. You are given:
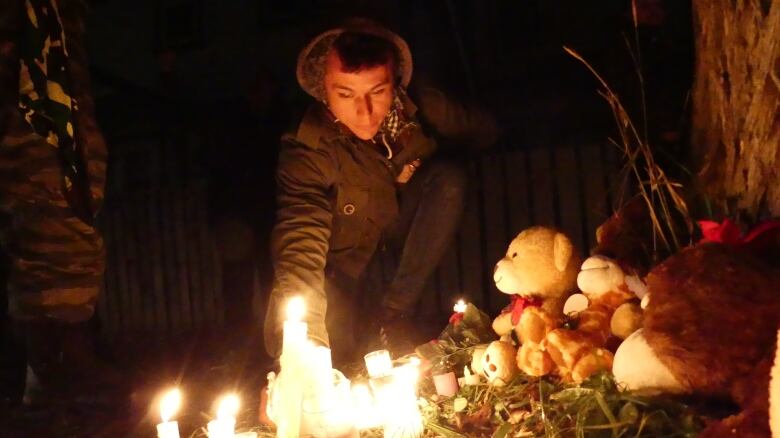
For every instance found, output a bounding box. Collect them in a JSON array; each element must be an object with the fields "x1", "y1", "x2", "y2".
[{"x1": 563, "y1": 46, "x2": 693, "y2": 257}]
